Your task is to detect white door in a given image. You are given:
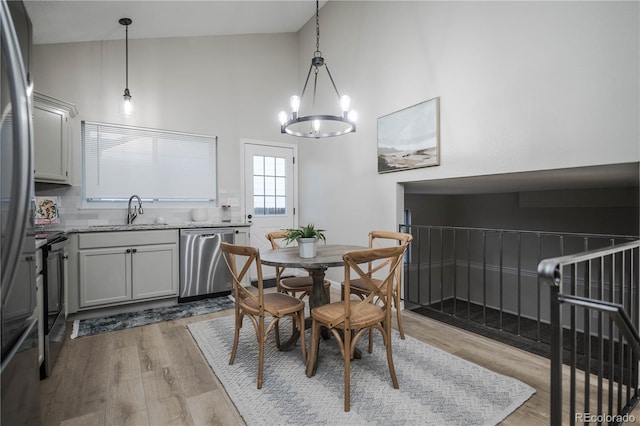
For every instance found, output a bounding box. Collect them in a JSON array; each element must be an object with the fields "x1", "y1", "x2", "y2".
[{"x1": 243, "y1": 140, "x2": 297, "y2": 279}]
